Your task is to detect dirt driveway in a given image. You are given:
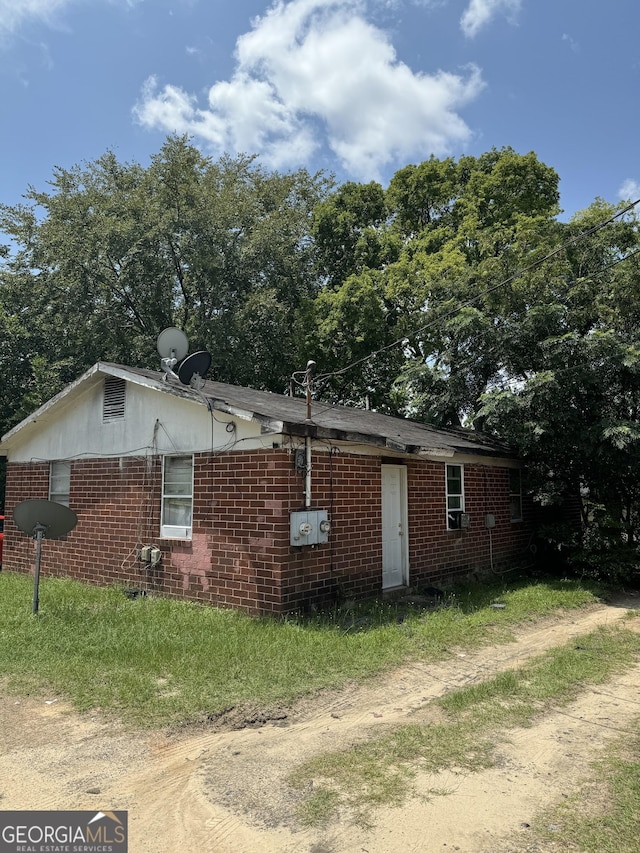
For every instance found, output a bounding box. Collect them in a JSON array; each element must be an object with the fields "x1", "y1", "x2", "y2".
[{"x1": 1, "y1": 597, "x2": 639, "y2": 853}]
